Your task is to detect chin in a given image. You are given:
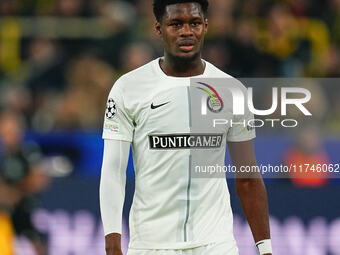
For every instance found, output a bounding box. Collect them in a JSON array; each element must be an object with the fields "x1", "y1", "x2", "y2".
[{"x1": 174, "y1": 52, "x2": 199, "y2": 62}]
